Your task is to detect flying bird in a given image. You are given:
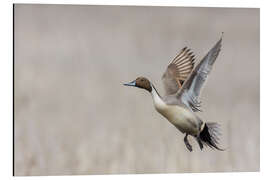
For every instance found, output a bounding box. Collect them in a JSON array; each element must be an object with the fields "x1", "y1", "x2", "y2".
[{"x1": 124, "y1": 35, "x2": 223, "y2": 152}]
